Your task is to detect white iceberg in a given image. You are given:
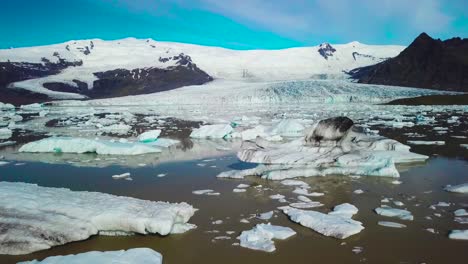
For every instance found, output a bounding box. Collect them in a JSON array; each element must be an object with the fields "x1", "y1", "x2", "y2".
[
  {"x1": 374, "y1": 207, "x2": 413, "y2": 221},
  {"x1": 218, "y1": 117, "x2": 428, "y2": 180},
  {"x1": 0, "y1": 182, "x2": 197, "y2": 255},
  {"x1": 448, "y1": 230, "x2": 468, "y2": 240},
  {"x1": 281, "y1": 203, "x2": 363, "y2": 239},
  {"x1": 138, "y1": 130, "x2": 162, "y2": 142},
  {"x1": 19, "y1": 137, "x2": 161, "y2": 155},
  {"x1": 377, "y1": 221, "x2": 407, "y2": 228},
  {"x1": 238, "y1": 223, "x2": 296, "y2": 252},
  {"x1": 18, "y1": 248, "x2": 162, "y2": 264},
  {"x1": 444, "y1": 183, "x2": 468, "y2": 194},
  {"x1": 190, "y1": 124, "x2": 233, "y2": 139}
]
